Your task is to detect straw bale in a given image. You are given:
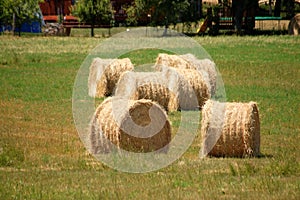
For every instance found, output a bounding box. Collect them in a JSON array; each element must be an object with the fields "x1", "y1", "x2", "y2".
[
  {"x1": 88, "y1": 58, "x2": 134, "y2": 97},
  {"x1": 90, "y1": 97, "x2": 171, "y2": 153},
  {"x1": 173, "y1": 68, "x2": 211, "y2": 110},
  {"x1": 288, "y1": 13, "x2": 300, "y2": 35},
  {"x1": 88, "y1": 58, "x2": 110, "y2": 97},
  {"x1": 180, "y1": 54, "x2": 217, "y2": 95},
  {"x1": 115, "y1": 70, "x2": 180, "y2": 112},
  {"x1": 201, "y1": 100, "x2": 260, "y2": 157},
  {"x1": 155, "y1": 53, "x2": 192, "y2": 71},
  {"x1": 155, "y1": 53, "x2": 217, "y2": 95}
]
